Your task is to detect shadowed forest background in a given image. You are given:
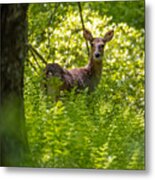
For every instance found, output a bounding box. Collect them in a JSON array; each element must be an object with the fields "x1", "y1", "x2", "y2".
[{"x1": 1, "y1": 1, "x2": 145, "y2": 169}]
